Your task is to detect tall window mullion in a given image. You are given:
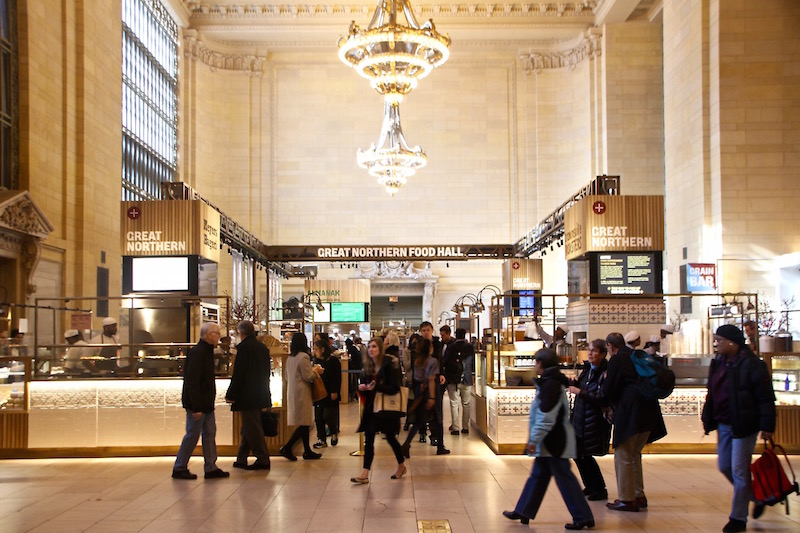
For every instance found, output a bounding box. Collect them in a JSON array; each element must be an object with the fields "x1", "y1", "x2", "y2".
[
  {"x1": 0, "y1": 0, "x2": 17, "y2": 190},
  {"x1": 121, "y1": 0, "x2": 177, "y2": 201}
]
